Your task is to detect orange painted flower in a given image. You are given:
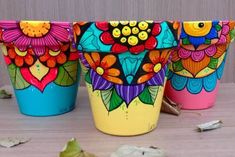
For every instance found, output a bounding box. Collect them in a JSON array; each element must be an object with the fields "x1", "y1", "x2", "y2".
[
  {"x1": 39, "y1": 44, "x2": 69, "y2": 68},
  {"x1": 6, "y1": 44, "x2": 35, "y2": 67},
  {"x1": 73, "y1": 22, "x2": 89, "y2": 43},
  {"x1": 137, "y1": 50, "x2": 170, "y2": 84},
  {"x1": 84, "y1": 52, "x2": 123, "y2": 84}
]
